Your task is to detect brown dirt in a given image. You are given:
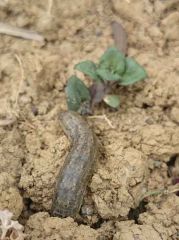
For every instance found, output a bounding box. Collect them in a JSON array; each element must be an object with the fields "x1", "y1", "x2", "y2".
[{"x1": 0, "y1": 0, "x2": 179, "y2": 239}]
